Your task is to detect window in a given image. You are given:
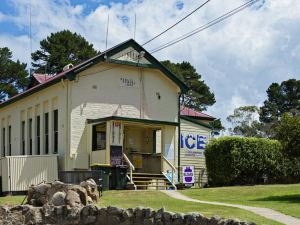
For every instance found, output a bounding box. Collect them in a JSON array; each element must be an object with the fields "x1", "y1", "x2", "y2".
[
  {"x1": 44, "y1": 112, "x2": 49, "y2": 154},
  {"x1": 21, "y1": 121, "x2": 25, "y2": 155},
  {"x1": 2, "y1": 127, "x2": 5, "y2": 157},
  {"x1": 29, "y1": 119, "x2": 33, "y2": 155},
  {"x1": 53, "y1": 110, "x2": 58, "y2": 154},
  {"x1": 8, "y1": 126, "x2": 11, "y2": 156},
  {"x1": 36, "y1": 116, "x2": 40, "y2": 155},
  {"x1": 92, "y1": 125, "x2": 106, "y2": 151}
]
